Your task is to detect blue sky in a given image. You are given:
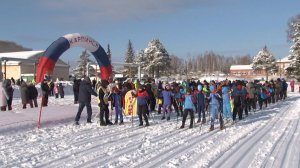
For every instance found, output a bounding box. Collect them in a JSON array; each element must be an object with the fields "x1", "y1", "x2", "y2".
[{"x1": 1, "y1": 0, "x2": 300, "y2": 66}]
